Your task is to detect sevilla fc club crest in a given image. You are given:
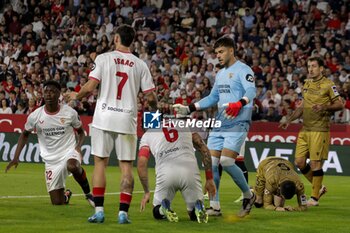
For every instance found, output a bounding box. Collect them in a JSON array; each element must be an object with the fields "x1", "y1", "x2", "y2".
[{"x1": 60, "y1": 118, "x2": 65, "y2": 124}]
